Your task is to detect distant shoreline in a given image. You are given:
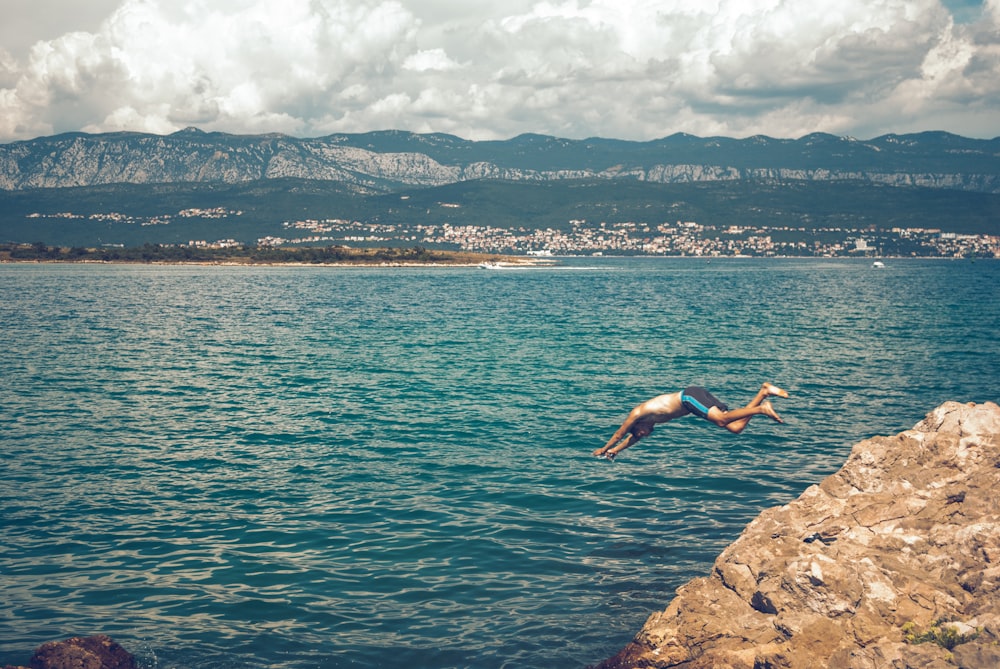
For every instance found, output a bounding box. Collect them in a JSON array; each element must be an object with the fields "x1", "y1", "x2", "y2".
[
  {"x1": 11, "y1": 264, "x2": 560, "y2": 271},
  {"x1": 2, "y1": 254, "x2": 993, "y2": 267},
  {"x1": 2, "y1": 243, "x2": 995, "y2": 266},
  {"x1": 0, "y1": 259, "x2": 546, "y2": 267},
  {"x1": 0, "y1": 243, "x2": 550, "y2": 267}
]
